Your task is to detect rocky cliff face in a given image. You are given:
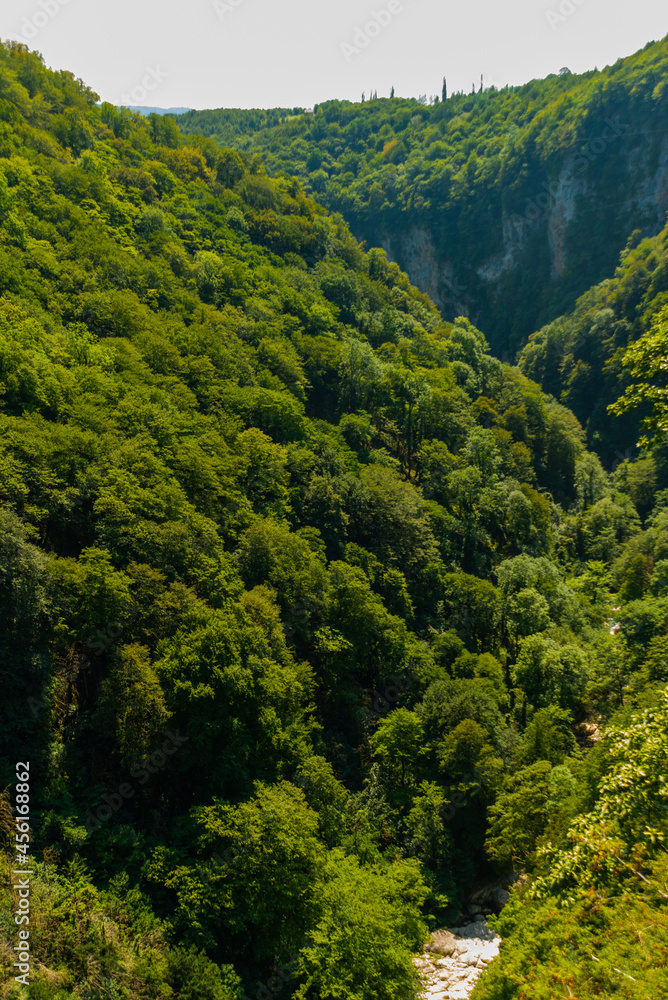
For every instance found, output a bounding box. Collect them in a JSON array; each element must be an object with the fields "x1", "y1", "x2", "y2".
[{"x1": 376, "y1": 133, "x2": 668, "y2": 356}]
